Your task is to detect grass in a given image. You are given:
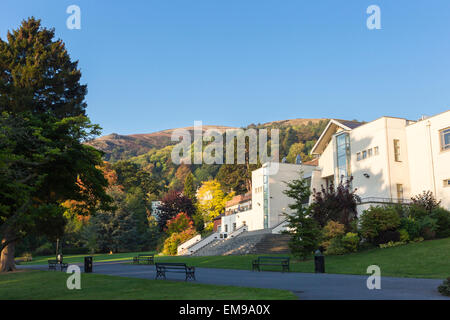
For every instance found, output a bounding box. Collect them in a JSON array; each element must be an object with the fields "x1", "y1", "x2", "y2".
[
  {"x1": 19, "y1": 251, "x2": 155, "y2": 265},
  {"x1": 20, "y1": 237, "x2": 450, "y2": 279},
  {"x1": 0, "y1": 270, "x2": 297, "y2": 300}
]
